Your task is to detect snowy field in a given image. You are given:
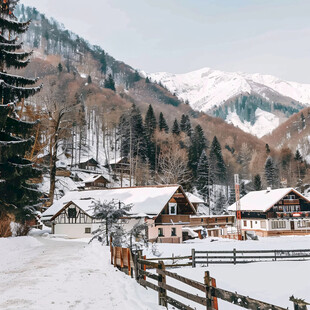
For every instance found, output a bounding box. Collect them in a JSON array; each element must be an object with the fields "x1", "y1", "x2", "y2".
[
  {"x1": 0, "y1": 235, "x2": 161, "y2": 310},
  {"x1": 144, "y1": 236, "x2": 310, "y2": 310},
  {"x1": 1, "y1": 234, "x2": 309, "y2": 310}
]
